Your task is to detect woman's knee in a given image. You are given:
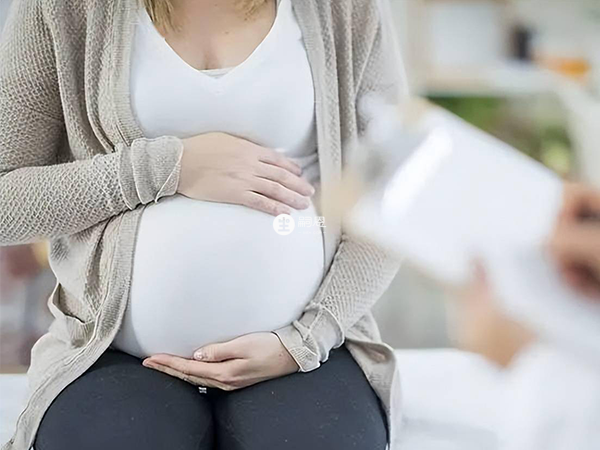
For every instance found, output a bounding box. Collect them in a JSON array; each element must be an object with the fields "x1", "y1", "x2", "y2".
[
  {"x1": 35, "y1": 349, "x2": 214, "y2": 450},
  {"x1": 212, "y1": 346, "x2": 388, "y2": 450}
]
